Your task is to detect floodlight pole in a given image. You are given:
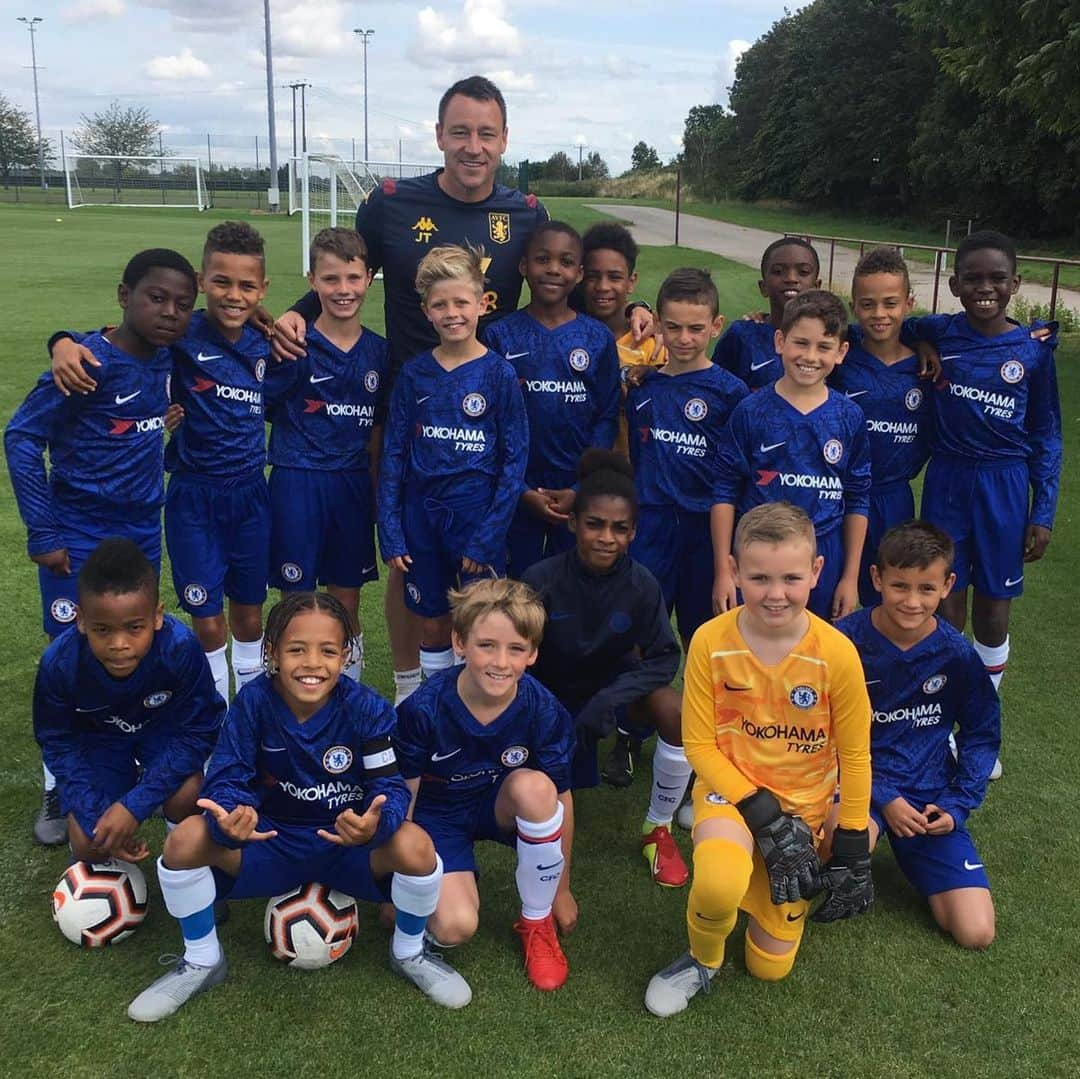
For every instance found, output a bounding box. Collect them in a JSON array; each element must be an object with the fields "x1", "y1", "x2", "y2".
[
  {"x1": 263, "y1": 0, "x2": 280, "y2": 209},
  {"x1": 17, "y1": 16, "x2": 45, "y2": 190},
  {"x1": 353, "y1": 29, "x2": 374, "y2": 164}
]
